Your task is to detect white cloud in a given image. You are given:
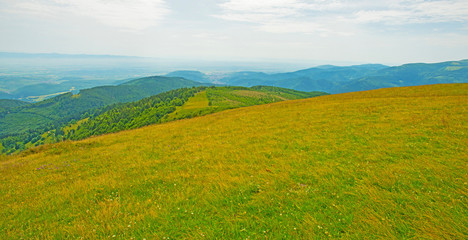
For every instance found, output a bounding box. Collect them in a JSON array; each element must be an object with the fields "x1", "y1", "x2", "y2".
[
  {"x1": 3, "y1": 0, "x2": 170, "y2": 31},
  {"x1": 214, "y1": 0, "x2": 346, "y2": 34},
  {"x1": 215, "y1": 0, "x2": 468, "y2": 34},
  {"x1": 354, "y1": 0, "x2": 468, "y2": 24}
]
